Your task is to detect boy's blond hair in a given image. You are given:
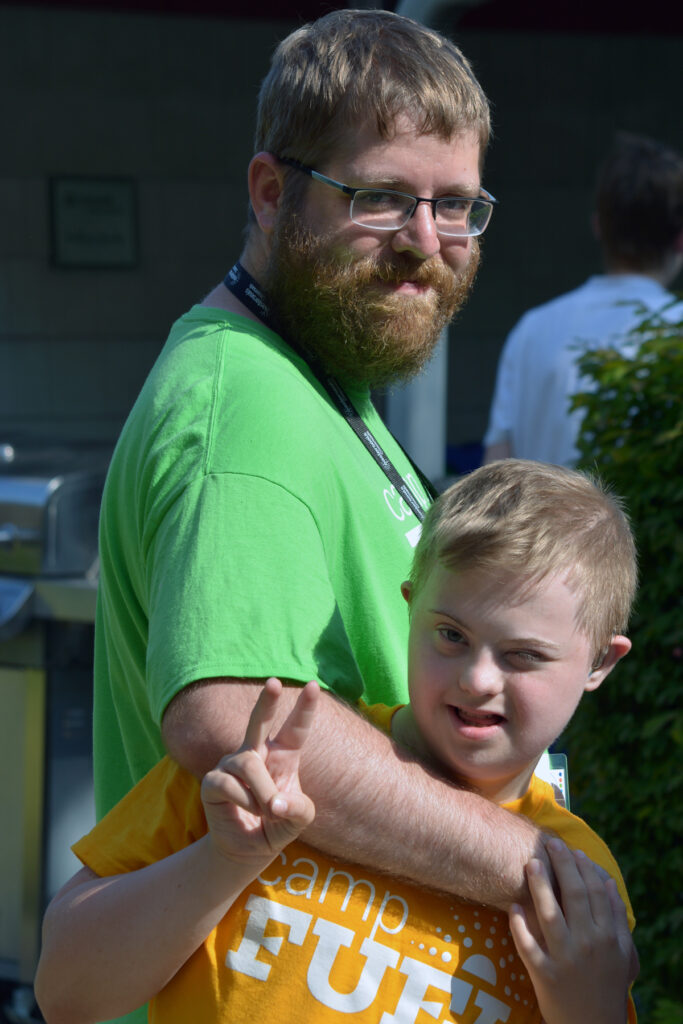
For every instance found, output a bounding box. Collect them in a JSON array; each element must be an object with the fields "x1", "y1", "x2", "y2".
[
  {"x1": 254, "y1": 9, "x2": 491, "y2": 171},
  {"x1": 410, "y1": 460, "x2": 637, "y2": 658}
]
